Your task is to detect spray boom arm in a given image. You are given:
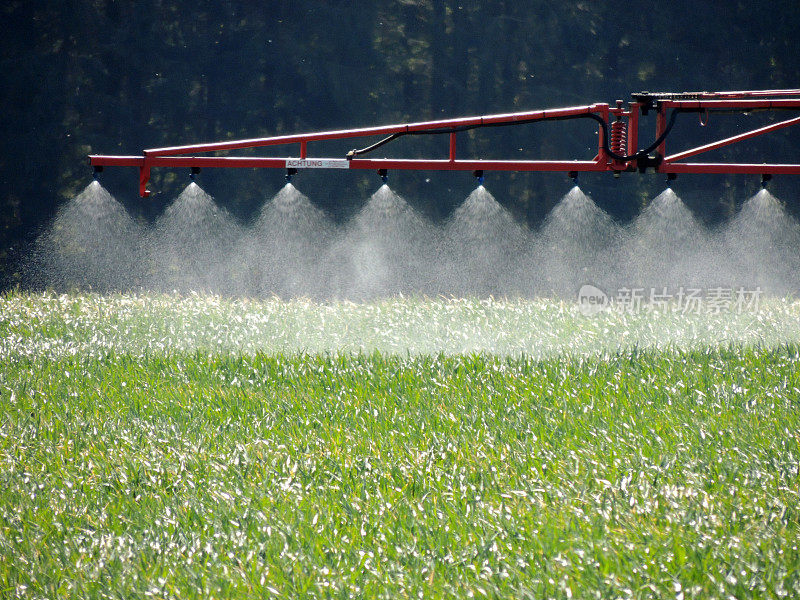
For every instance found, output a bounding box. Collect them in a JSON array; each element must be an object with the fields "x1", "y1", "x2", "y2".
[{"x1": 88, "y1": 90, "x2": 800, "y2": 197}]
